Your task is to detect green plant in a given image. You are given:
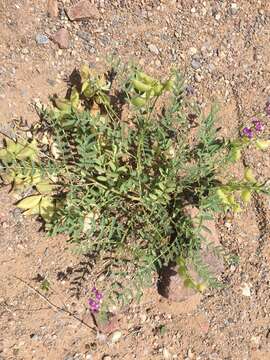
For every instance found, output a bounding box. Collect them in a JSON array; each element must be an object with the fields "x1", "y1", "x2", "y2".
[{"x1": 1, "y1": 63, "x2": 269, "y2": 307}]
